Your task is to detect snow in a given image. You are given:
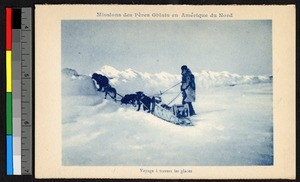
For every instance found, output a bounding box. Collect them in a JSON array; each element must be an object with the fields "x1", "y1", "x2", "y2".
[
  {"x1": 62, "y1": 66, "x2": 273, "y2": 166},
  {"x1": 62, "y1": 68, "x2": 98, "y2": 96}
]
